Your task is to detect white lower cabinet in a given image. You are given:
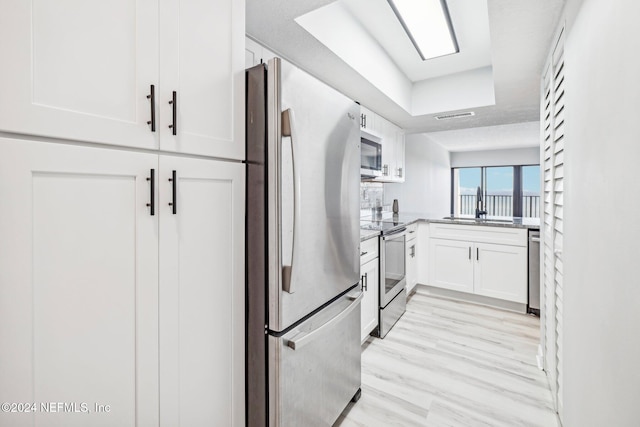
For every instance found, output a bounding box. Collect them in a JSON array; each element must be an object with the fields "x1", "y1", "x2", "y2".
[
  {"x1": 429, "y1": 239, "x2": 474, "y2": 294},
  {"x1": 360, "y1": 237, "x2": 379, "y2": 343},
  {"x1": 474, "y1": 243, "x2": 527, "y2": 303},
  {"x1": 0, "y1": 138, "x2": 245, "y2": 427},
  {"x1": 158, "y1": 156, "x2": 245, "y2": 426},
  {"x1": 360, "y1": 258, "x2": 379, "y2": 343},
  {"x1": 428, "y1": 224, "x2": 528, "y2": 304},
  {"x1": 417, "y1": 222, "x2": 430, "y2": 285},
  {"x1": 405, "y1": 224, "x2": 418, "y2": 294}
]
